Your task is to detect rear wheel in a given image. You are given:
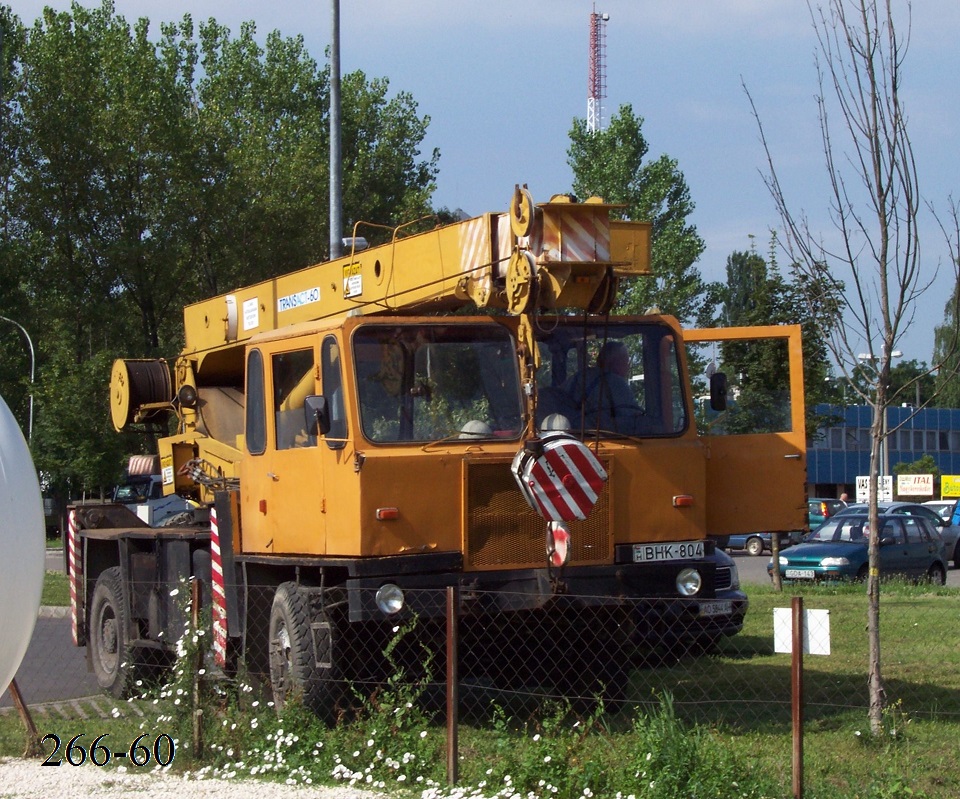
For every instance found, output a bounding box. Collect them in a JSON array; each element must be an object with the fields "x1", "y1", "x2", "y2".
[
  {"x1": 745, "y1": 537, "x2": 764, "y2": 557},
  {"x1": 89, "y1": 567, "x2": 133, "y2": 698},
  {"x1": 927, "y1": 563, "x2": 946, "y2": 586}
]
